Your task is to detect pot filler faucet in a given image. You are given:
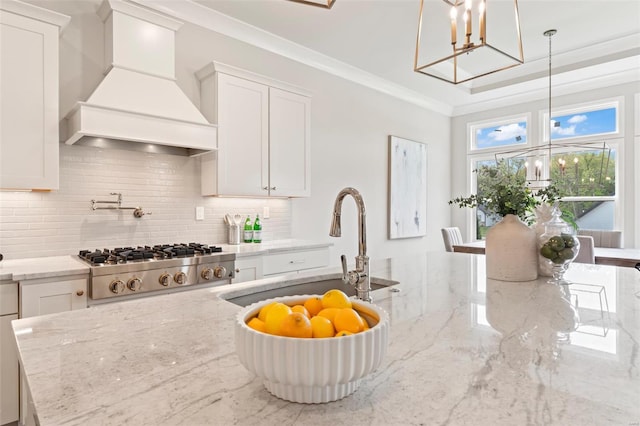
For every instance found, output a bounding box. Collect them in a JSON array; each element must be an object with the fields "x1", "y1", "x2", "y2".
[{"x1": 329, "y1": 187, "x2": 371, "y2": 302}]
